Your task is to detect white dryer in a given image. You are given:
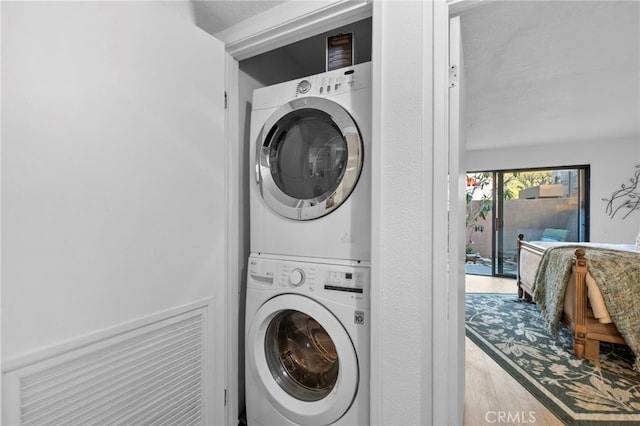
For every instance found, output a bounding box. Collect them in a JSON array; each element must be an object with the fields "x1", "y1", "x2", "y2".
[
  {"x1": 249, "y1": 62, "x2": 372, "y2": 262},
  {"x1": 245, "y1": 254, "x2": 369, "y2": 426}
]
